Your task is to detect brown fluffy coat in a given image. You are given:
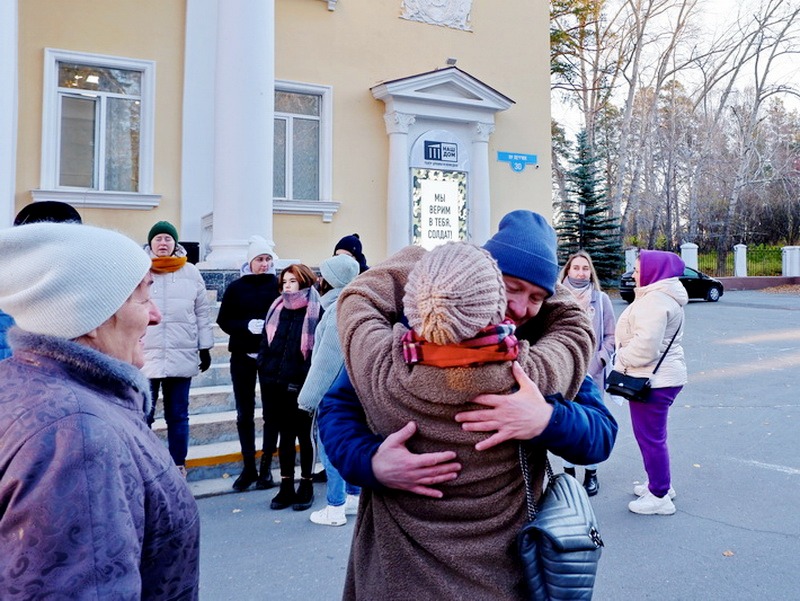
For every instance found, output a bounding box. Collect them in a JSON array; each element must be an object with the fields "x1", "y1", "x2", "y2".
[{"x1": 338, "y1": 245, "x2": 594, "y2": 601}]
